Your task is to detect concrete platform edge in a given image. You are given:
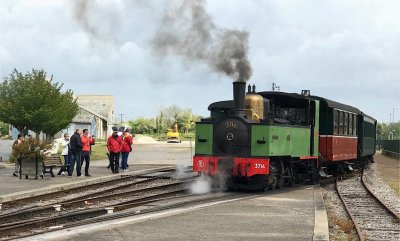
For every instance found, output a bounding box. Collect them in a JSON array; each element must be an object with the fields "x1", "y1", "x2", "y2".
[
  {"x1": 312, "y1": 185, "x2": 329, "y2": 241},
  {"x1": 0, "y1": 166, "x2": 174, "y2": 203}
]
